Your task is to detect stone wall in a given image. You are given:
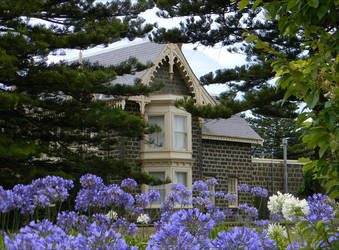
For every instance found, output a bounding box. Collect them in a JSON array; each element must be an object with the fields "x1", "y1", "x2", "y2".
[
  {"x1": 196, "y1": 138, "x2": 253, "y2": 207},
  {"x1": 252, "y1": 158, "x2": 304, "y2": 196}
]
